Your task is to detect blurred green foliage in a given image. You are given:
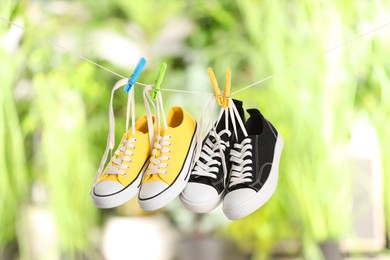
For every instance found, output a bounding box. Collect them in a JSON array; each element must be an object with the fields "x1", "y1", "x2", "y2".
[{"x1": 0, "y1": 0, "x2": 389, "y2": 259}]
